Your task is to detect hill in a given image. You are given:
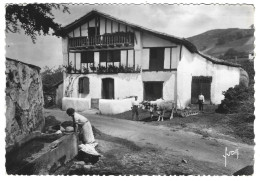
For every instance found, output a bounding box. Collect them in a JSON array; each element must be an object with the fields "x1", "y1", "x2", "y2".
[{"x1": 187, "y1": 28, "x2": 254, "y2": 58}]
